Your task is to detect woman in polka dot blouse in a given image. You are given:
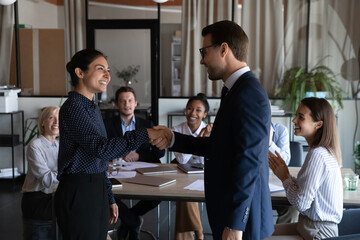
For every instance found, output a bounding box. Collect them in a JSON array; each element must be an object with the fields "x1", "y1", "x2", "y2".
[{"x1": 54, "y1": 49, "x2": 169, "y2": 240}]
